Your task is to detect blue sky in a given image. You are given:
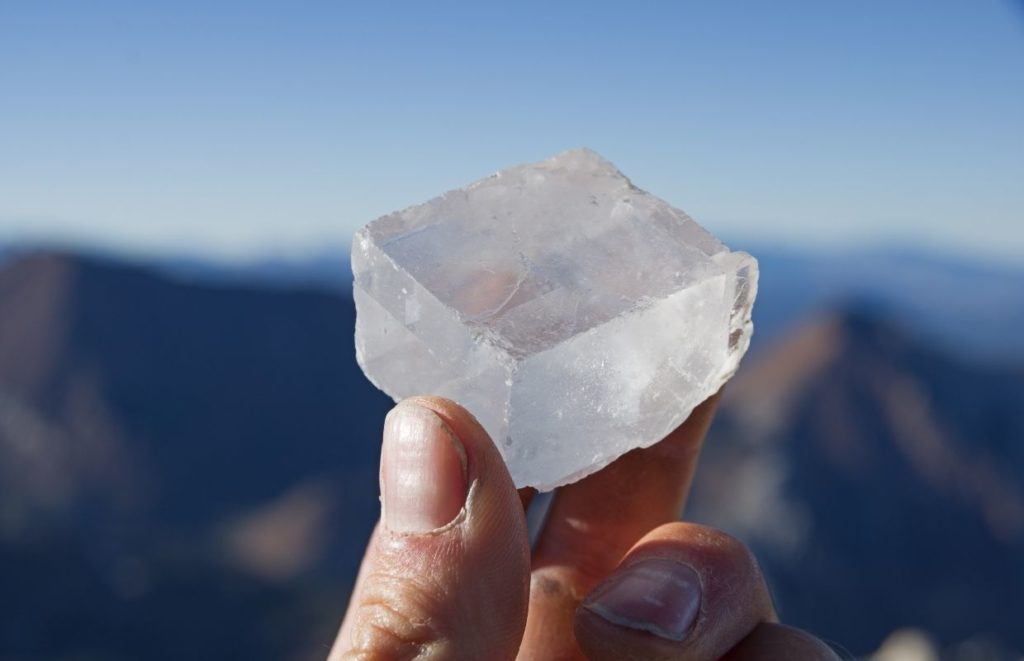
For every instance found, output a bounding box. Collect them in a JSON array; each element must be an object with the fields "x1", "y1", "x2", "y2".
[{"x1": 2, "y1": 1, "x2": 1022, "y2": 263}]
